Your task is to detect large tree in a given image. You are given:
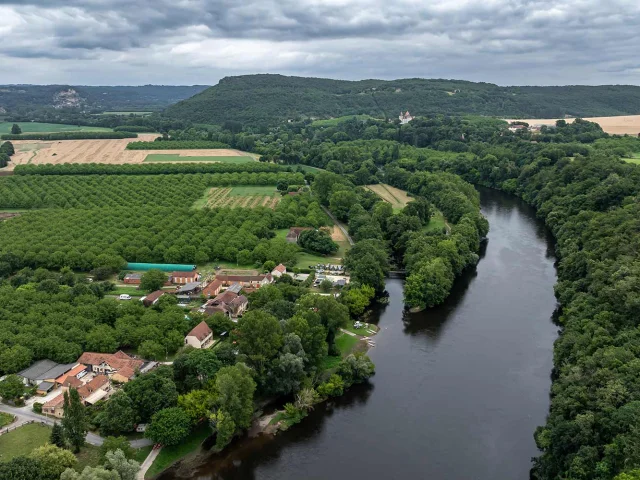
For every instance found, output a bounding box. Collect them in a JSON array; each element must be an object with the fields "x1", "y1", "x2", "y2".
[
  {"x1": 123, "y1": 370, "x2": 178, "y2": 423},
  {"x1": 98, "y1": 391, "x2": 137, "y2": 436},
  {"x1": 10, "y1": 123, "x2": 22, "y2": 135},
  {"x1": 62, "y1": 388, "x2": 87, "y2": 452},
  {"x1": 139, "y1": 269, "x2": 167, "y2": 292},
  {"x1": 29, "y1": 444, "x2": 77, "y2": 480},
  {"x1": 145, "y1": 407, "x2": 191, "y2": 446},
  {"x1": 0, "y1": 374, "x2": 25, "y2": 402},
  {"x1": 213, "y1": 363, "x2": 256, "y2": 430},
  {"x1": 237, "y1": 310, "x2": 283, "y2": 372},
  {"x1": 298, "y1": 230, "x2": 338, "y2": 255}
]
